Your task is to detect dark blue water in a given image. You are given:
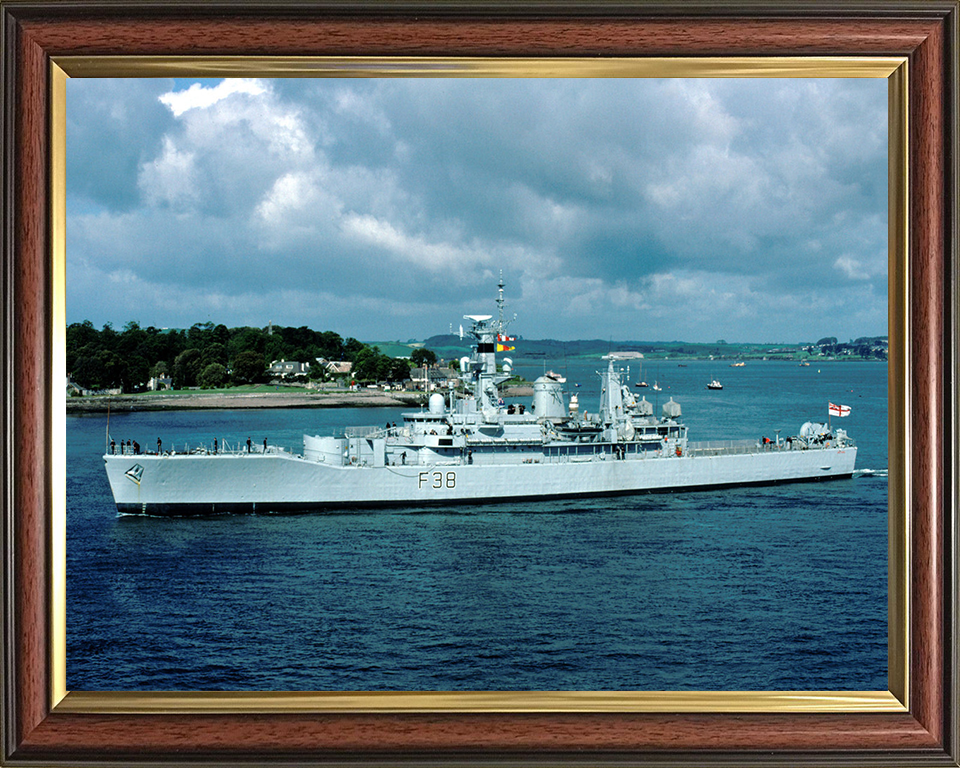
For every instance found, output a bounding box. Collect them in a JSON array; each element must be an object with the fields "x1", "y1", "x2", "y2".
[{"x1": 67, "y1": 360, "x2": 887, "y2": 691}]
